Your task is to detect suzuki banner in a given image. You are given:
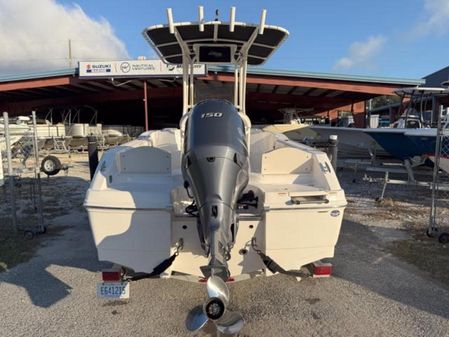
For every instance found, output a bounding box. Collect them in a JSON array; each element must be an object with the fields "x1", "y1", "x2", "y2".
[{"x1": 79, "y1": 60, "x2": 207, "y2": 78}]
